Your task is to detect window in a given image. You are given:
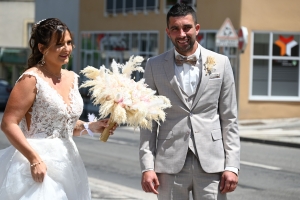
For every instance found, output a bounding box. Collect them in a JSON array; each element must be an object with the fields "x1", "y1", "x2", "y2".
[
  {"x1": 136, "y1": 0, "x2": 144, "y2": 11},
  {"x1": 27, "y1": 22, "x2": 34, "y2": 43},
  {"x1": 125, "y1": 0, "x2": 133, "y2": 12},
  {"x1": 106, "y1": 0, "x2": 114, "y2": 13},
  {"x1": 116, "y1": 0, "x2": 123, "y2": 13},
  {"x1": 165, "y1": 0, "x2": 196, "y2": 11},
  {"x1": 81, "y1": 31, "x2": 159, "y2": 82},
  {"x1": 251, "y1": 32, "x2": 300, "y2": 101},
  {"x1": 105, "y1": 0, "x2": 159, "y2": 15}
]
